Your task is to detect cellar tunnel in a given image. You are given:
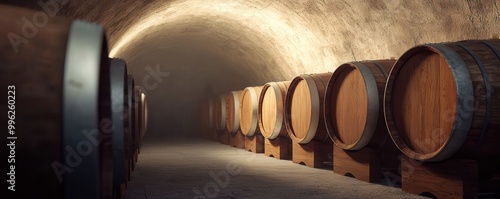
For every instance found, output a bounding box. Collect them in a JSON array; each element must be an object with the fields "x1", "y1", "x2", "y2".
[
  {"x1": 5, "y1": 0, "x2": 499, "y2": 141},
  {"x1": 1, "y1": 0, "x2": 500, "y2": 198}
]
